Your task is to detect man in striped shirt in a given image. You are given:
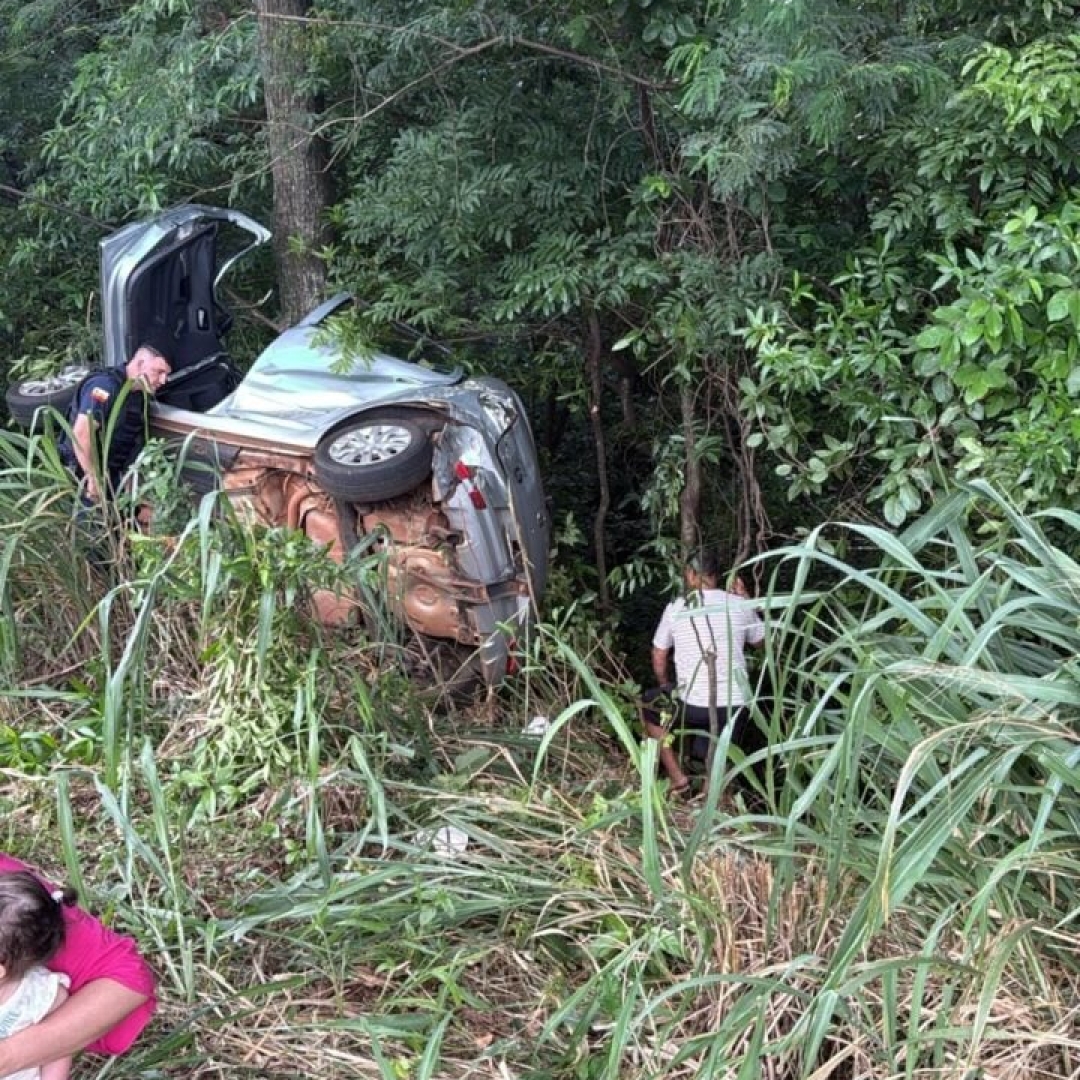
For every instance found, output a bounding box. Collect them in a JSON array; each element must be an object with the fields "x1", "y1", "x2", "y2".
[{"x1": 642, "y1": 549, "x2": 765, "y2": 796}]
